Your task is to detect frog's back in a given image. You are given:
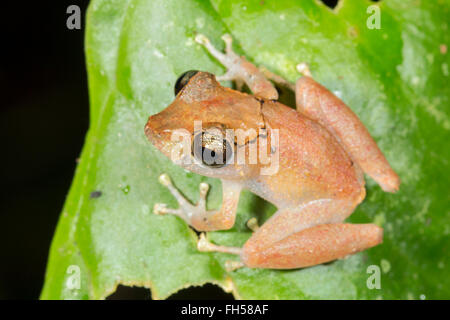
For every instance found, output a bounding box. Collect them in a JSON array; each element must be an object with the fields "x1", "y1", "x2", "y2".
[{"x1": 252, "y1": 100, "x2": 365, "y2": 207}]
